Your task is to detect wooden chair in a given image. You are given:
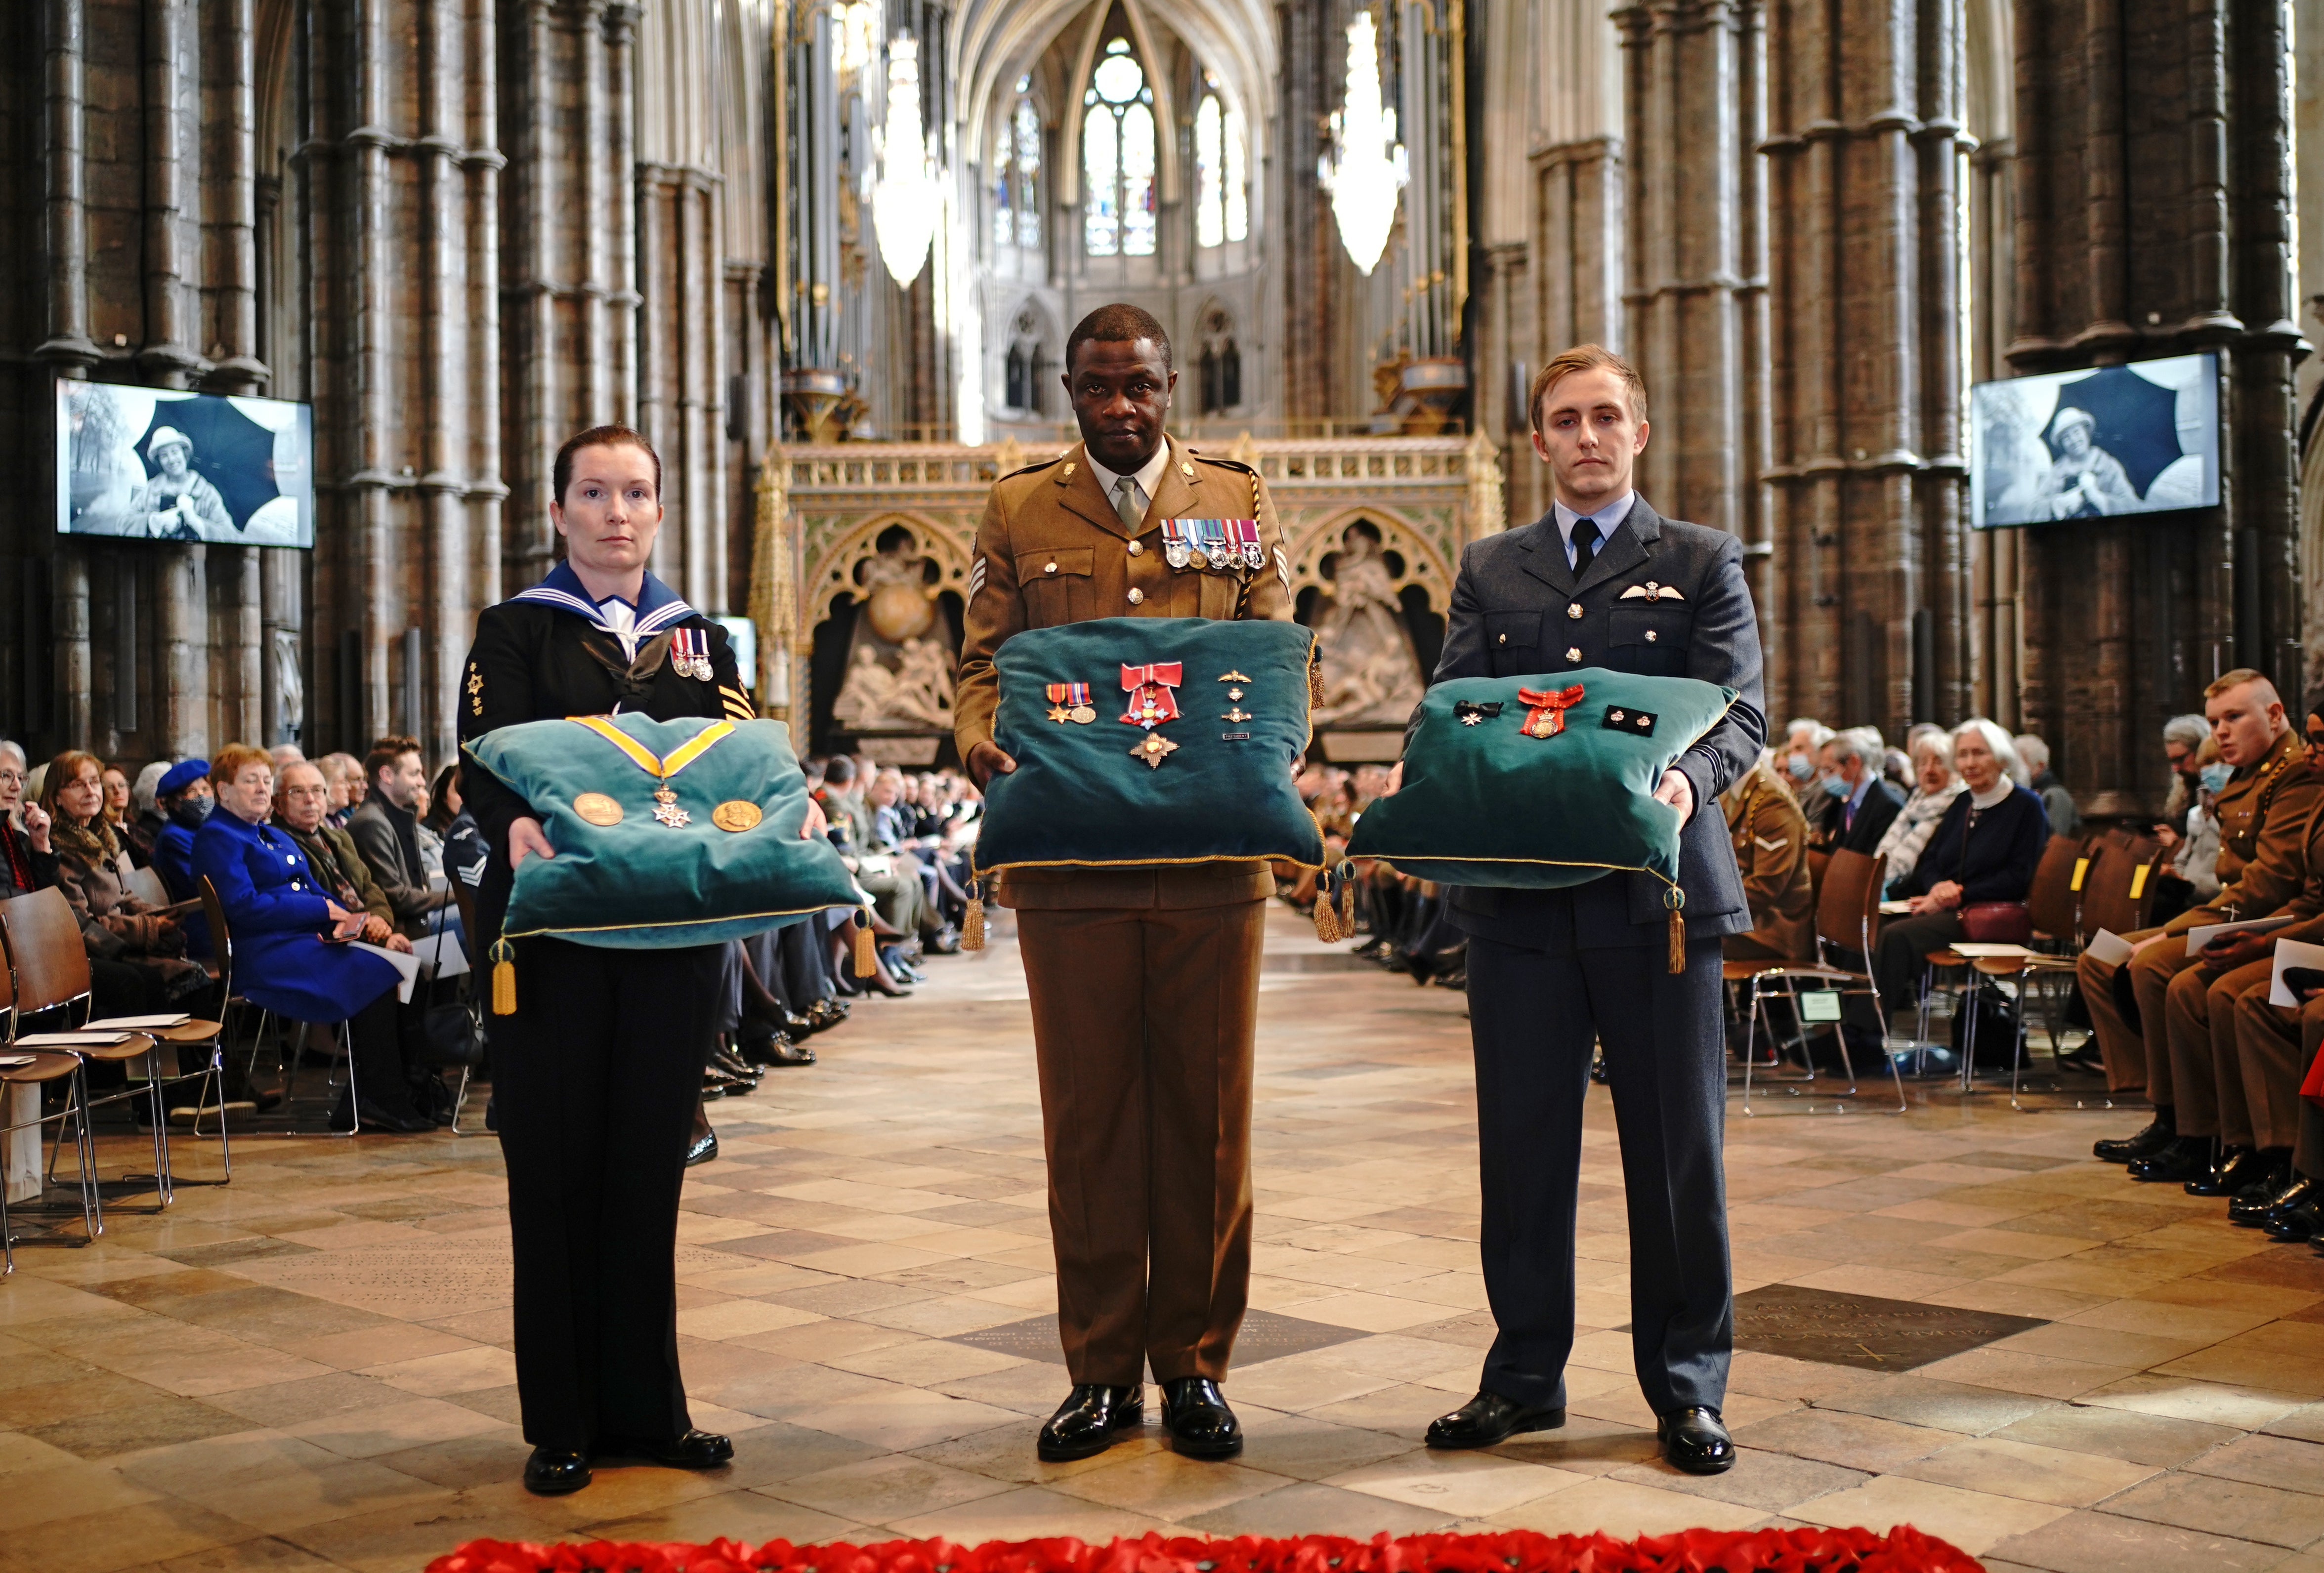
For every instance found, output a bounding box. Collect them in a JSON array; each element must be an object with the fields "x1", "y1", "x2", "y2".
[
  {"x1": 0, "y1": 931, "x2": 100, "y2": 1275},
  {"x1": 123, "y1": 865, "x2": 171, "y2": 911},
  {"x1": 1730, "y1": 849, "x2": 1907, "y2": 1114},
  {"x1": 0, "y1": 888, "x2": 161, "y2": 1215},
  {"x1": 446, "y1": 882, "x2": 488, "y2": 1136},
  {"x1": 2078, "y1": 830, "x2": 2167, "y2": 941}
]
